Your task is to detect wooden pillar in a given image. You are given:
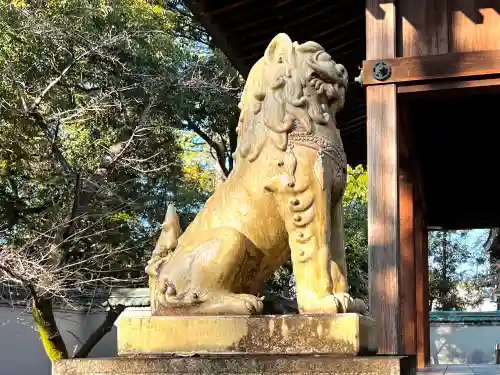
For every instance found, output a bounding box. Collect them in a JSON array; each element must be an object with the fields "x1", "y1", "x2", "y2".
[
  {"x1": 398, "y1": 110, "x2": 417, "y2": 356},
  {"x1": 366, "y1": 0, "x2": 401, "y2": 354},
  {"x1": 415, "y1": 205, "x2": 430, "y2": 368}
]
